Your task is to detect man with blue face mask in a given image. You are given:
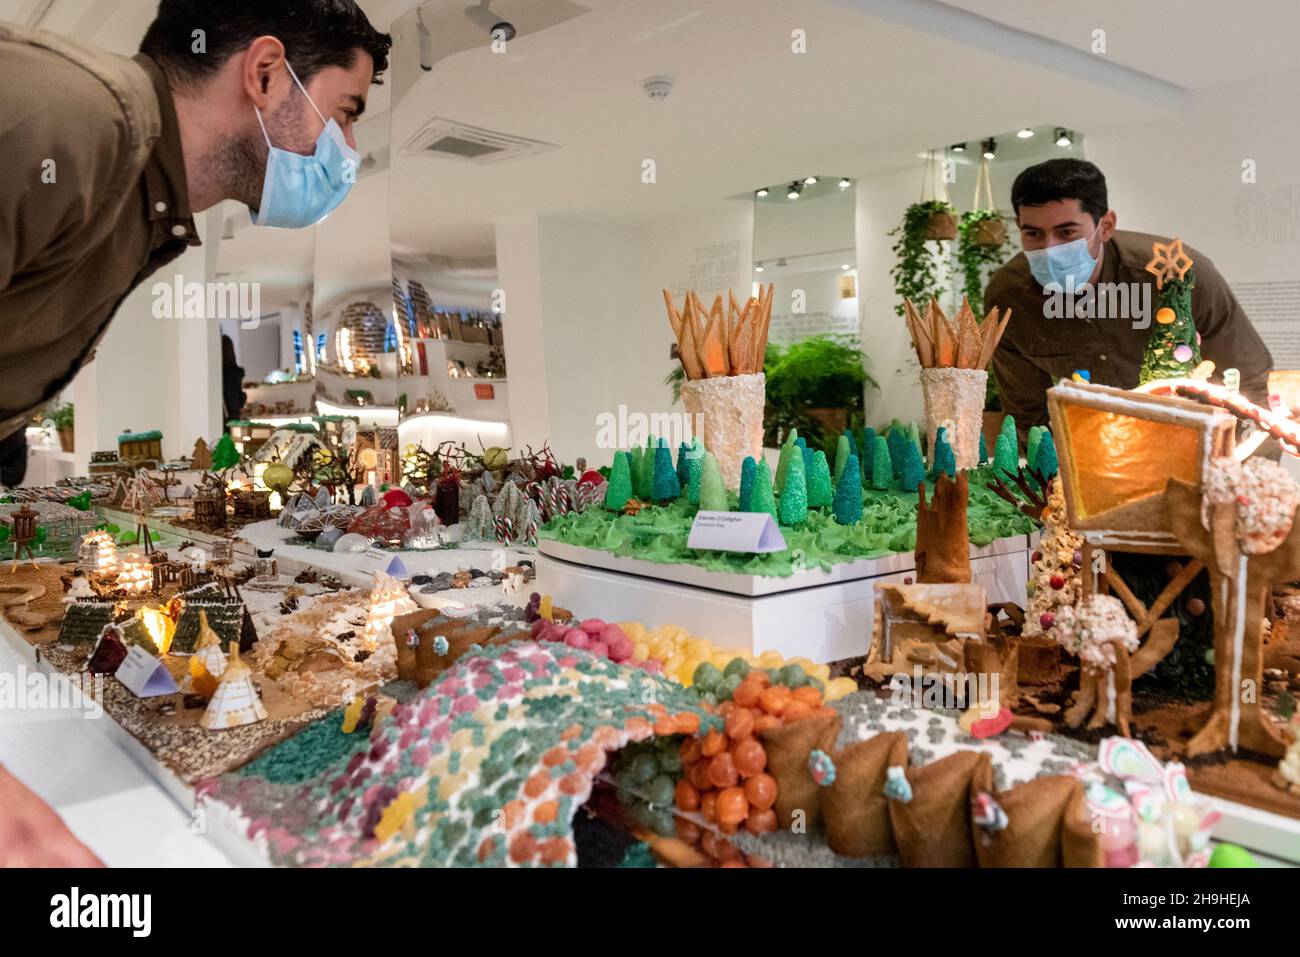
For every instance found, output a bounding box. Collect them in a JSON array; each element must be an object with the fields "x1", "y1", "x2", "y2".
[
  {"x1": 985, "y1": 159, "x2": 1272, "y2": 435},
  {"x1": 0, "y1": 1, "x2": 390, "y2": 481}
]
